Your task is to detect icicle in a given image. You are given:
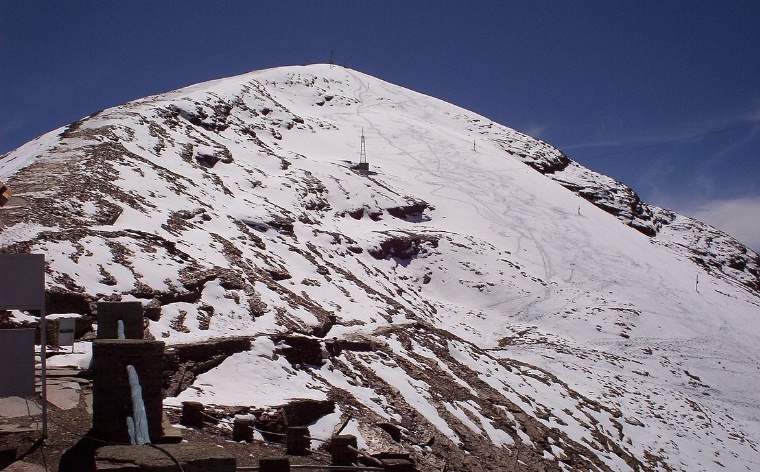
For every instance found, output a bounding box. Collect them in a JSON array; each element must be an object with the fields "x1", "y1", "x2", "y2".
[{"x1": 126, "y1": 365, "x2": 151, "y2": 444}]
